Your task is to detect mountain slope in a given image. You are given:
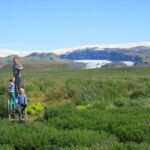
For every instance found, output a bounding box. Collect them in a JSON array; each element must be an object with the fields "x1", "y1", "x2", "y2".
[
  {"x1": 1, "y1": 42, "x2": 150, "y2": 68},
  {"x1": 25, "y1": 52, "x2": 59, "y2": 60},
  {"x1": 60, "y1": 48, "x2": 142, "y2": 62},
  {"x1": 0, "y1": 52, "x2": 85, "y2": 71}
]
